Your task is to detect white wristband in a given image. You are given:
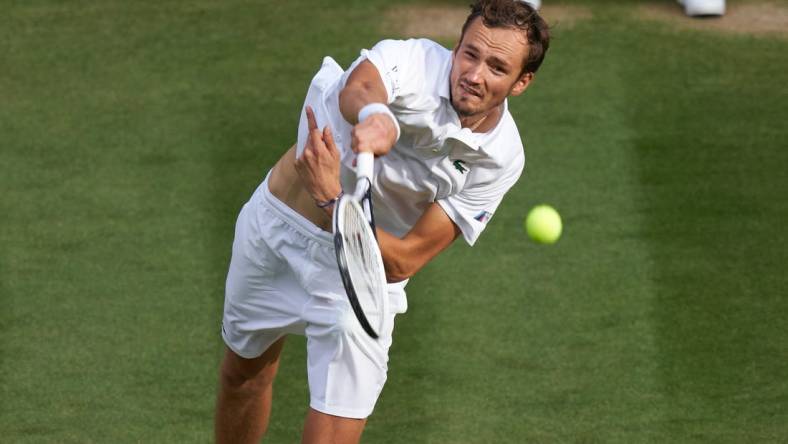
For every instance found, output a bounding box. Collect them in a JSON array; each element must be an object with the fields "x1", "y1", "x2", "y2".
[{"x1": 357, "y1": 103, "x2": 401, "y2": 142}]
